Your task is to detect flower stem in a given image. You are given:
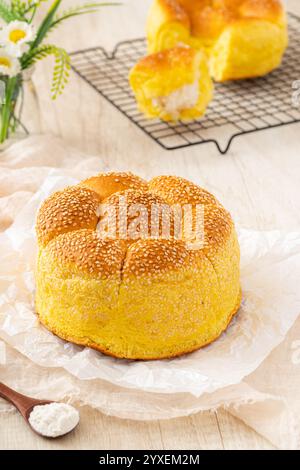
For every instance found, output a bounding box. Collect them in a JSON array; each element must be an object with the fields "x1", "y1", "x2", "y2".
[
  {"x1": 29, "y1": 5, "x2": 38, "y2": 24},
  {"x1": 0, "y1": 76, "x2": 18, "y2": 144}
]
